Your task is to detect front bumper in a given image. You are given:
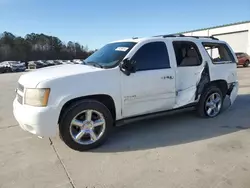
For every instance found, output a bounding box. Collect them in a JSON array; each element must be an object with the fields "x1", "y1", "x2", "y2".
[{"x1": 13, "y1": 99, "x2": 59, "y2": 137}]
